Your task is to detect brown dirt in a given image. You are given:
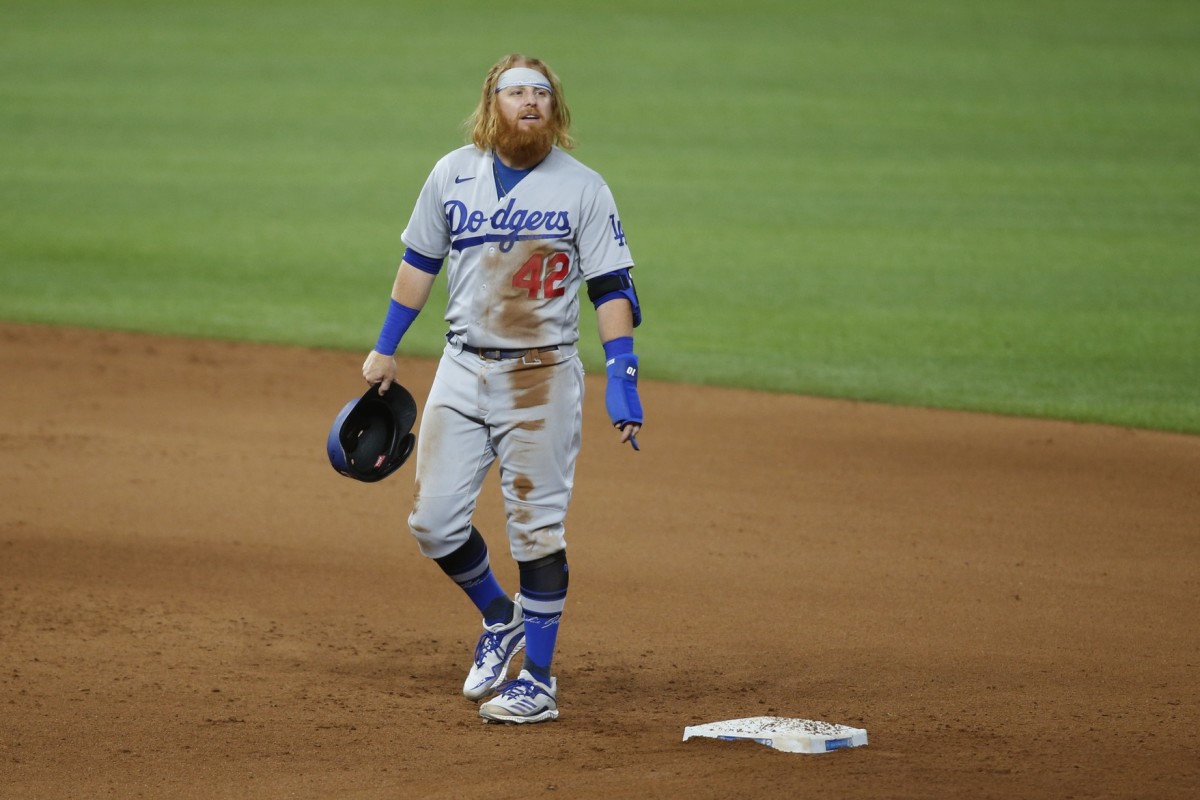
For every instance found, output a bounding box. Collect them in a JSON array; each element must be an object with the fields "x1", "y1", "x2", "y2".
[{"x1": 1, "y1": 321, "x2": 1198, "y2": 799}]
